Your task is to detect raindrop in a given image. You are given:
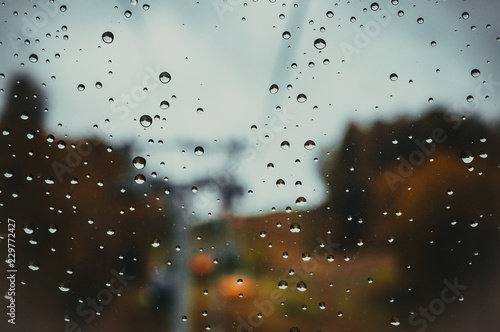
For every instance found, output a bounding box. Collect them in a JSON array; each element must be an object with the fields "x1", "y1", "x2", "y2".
[
  {"x1": 466, "y1": 95, "x2": 474, "y2": 103},
  {"x1": 296, "y1": 281, "x2": 307, "y2": 292},
  {"x1": 295, "y1": 197, "x2": 307, "y2": 206},
  {"x1": 152, "y1": 238, "x2": 161, "y2": 247},
  {"x1": 461, "y1": 150, "x2": 474, "y2": 163},
  {"x1": 390, "y1": 73, "x2": 398, "y2": 81},
  {"x1": 471, "y1": 69, "x2": 481, "y2": 78},
  {"x1": 314, "y1": 38, "x2": 326, "y2": 49},
  {"x1": 102, "y1": 31, "x2": 114, "y2": 43},
  {"x1": 417, "y1": 17, "x2": 424, "y2": 24},
  {"x1": 370, "y1": 3, "x2": 379, "y2": 11},
  {"x1": 29, "y1": 54, "x2": 38, "y2": 63},
  {"x1": 140, "y1": 115, "x2": 152, "y2": 127},
  {"x1": 124, "y1": 10, "x2": 132, "y2": 18},
  {"x1": 461, "y1": 12, "x2": 469, "y2": 20},
  {"x1": 28, "y1": 259, "x2": 40, "y2": 271},
  {"x1": 281, "y1": 141, "x2": 290, "y2": 150},
  {"x1": 390, "y1": 317, "x2": 400, "y2": 326},
  {"x1": 304, "y1": 140, "x2": 315, "y2": 150},
  {"x1": 159, "y1": 71, "x2": 171, "y2": 84},
  {"x1": 106, "y1": 227, "x2": 115, "y2": 235},
  {"x1": 326, "y1": 11, "x2": 334, "y2": 18},
  {"x1": 48, "y1": 224, "x2": 58, "y2": 233},
  {"x1": 77, "y1": 84, "x2": 85, "y2": 91},
  {"x1": 160, "y1": 100, "x2": 170, "y2": 109},
  {"x1": 132, "y1": 156, "x2": 146, "y2": 169},
  {"x1": 58, "y1": 281, "x2": 71, "y2": 292},
  {"x1": 57, "y1": 140, "x2": 66, "y2": 149},
  {"x1": 278, "y1": 280, "x2": 288, "y2": 289},
  {"x1": 134, "y1": 174, "x2": 146, "y2": 184},
  {"x1": 276, "y1": 179, "x2": 285, "y2": 187},
  {"x1": 269, "y1": 84, "x2": 279, "y2": 94},
  {"x1": 194, "y1": 146, "x2": 204, "y2": 156},
  {"x1": 301, "y1": 252, "x2": 311, "y2": 261},
  {"x1": 297, "y1": 94, "x2": 307, "y2": 103},
  {"x1": 290, "y1": 223, "x2": 301, "y2": 233},
  {"x1": 319, "y1": 302, "x2": 326, "y2": 309},
  {"x1": 282, "y1": 31, "x2": 291, "y2": 39}
]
